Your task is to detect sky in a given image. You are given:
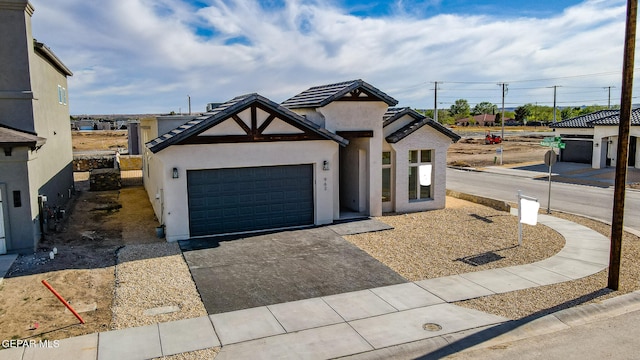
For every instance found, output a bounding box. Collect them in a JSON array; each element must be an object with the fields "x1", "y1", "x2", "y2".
[{"x1": 27, "y1": 0, "x2": 634, "y2": 115}]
